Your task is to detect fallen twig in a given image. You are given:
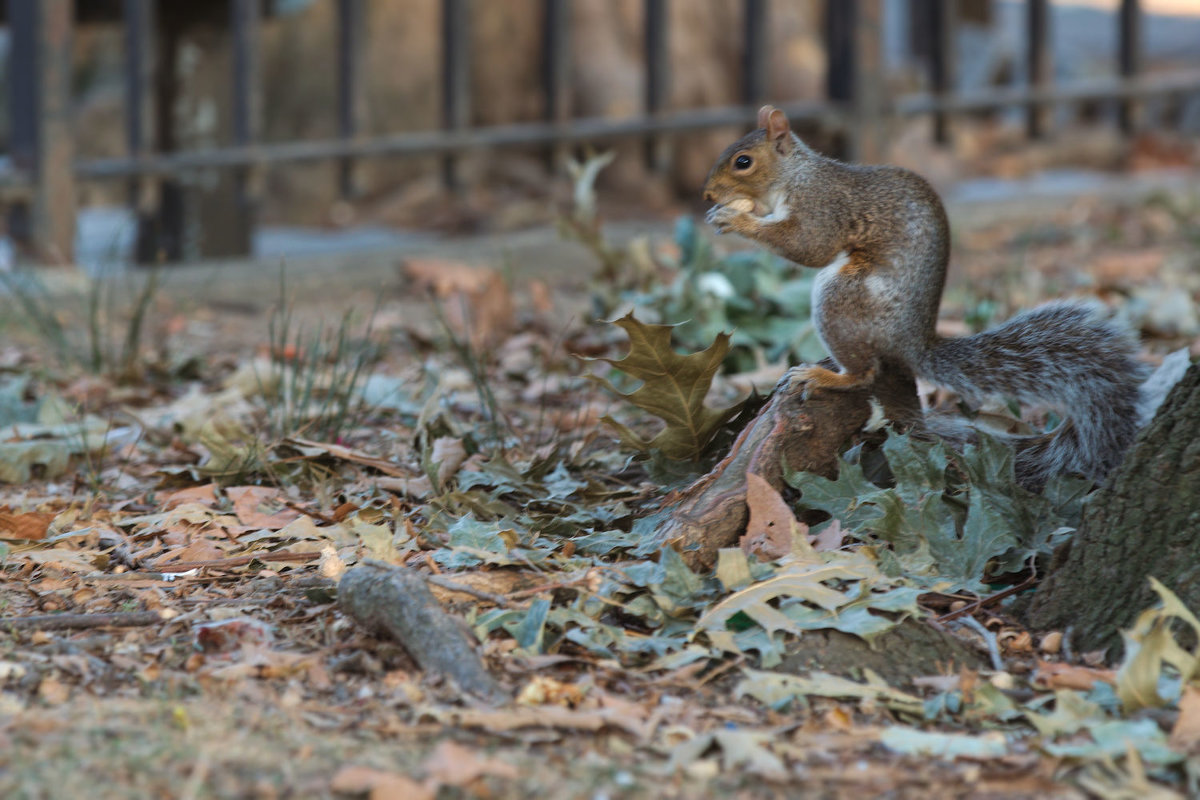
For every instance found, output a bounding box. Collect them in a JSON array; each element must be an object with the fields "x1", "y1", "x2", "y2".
[
  {"x1": 339, "y1": 563, "x2": 509, "y2": 704},
  {"x1": 153, "y1": 551, "x2": 321, "y2": 573},
  {"x1": 0, "y1": 610, "x2": 169, "y2": 631},
  {"x1": 934, "y1": 574, "x2": 1038, "y2": 623}
]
